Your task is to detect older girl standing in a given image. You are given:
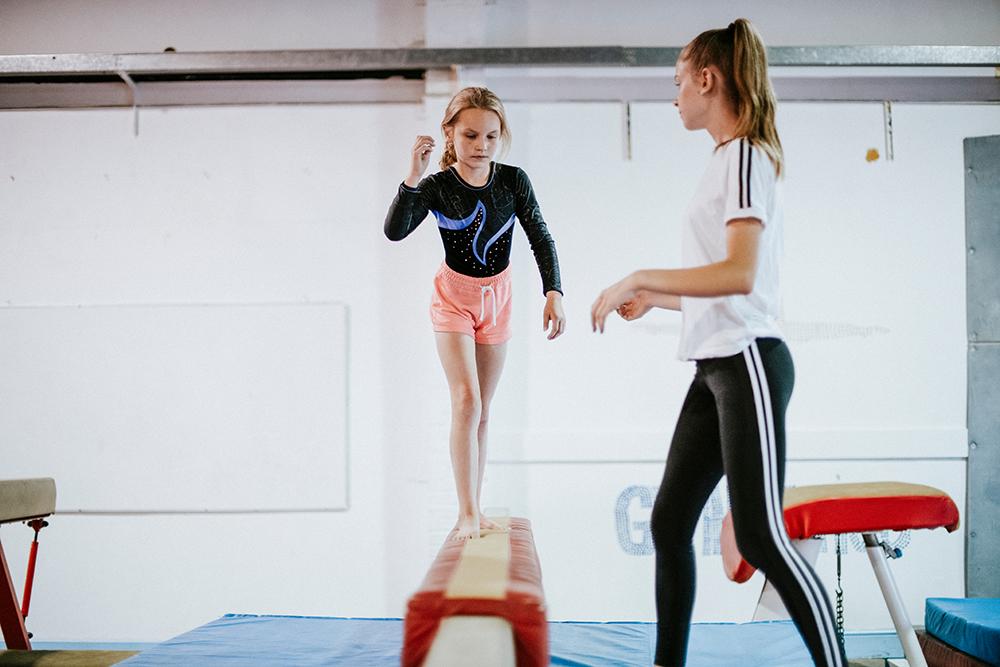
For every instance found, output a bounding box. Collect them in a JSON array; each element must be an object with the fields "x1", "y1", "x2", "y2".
[{"x1": 591, "y1": 20, "x2": 847, "y2": 667}]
